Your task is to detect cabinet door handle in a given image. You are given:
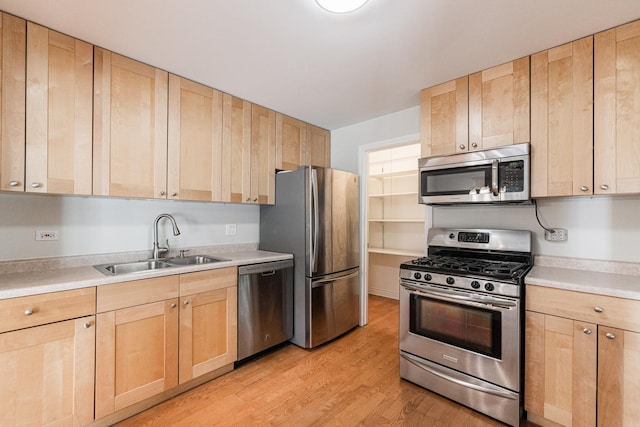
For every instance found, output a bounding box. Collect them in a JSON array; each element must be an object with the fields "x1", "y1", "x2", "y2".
[
  {"x1": 471, "y1": 142, "x2": 478, "y2": 148},
  {"x1": 600, "y1": 184, "x2": 609, "y2": 191},
  {"x1": 583, "y1": 328, "x2": 592, "y2": 335},
  {"x1": 183, "y1": 300, "x2": 190, "y2": 305},
  {"x1": 83, "y1": 322, "x2": 91, "y2": 329},
  {"x1": 594, "y1": 306, "x2": 604, "y2": 313},
  {"x1": 170, "y1": 303, "x2": 177, "y2": 308},
  {"x1": 580, "y1": 186, "x2": 589, "y2": 192},
  {"x1": 171, "y1": 192, "x2": 177, "y2": 197},
  {"x1": 605, "y1": 332, "x2": 616, "y2": 340},
  {"x1": 459, "y1": 144, "x2": 466, "y2": 150},
  {"x1": 160, "y1": 191, "x2": 166, "y2": 196},
  {"x1": 9, "y1": 180, "x2": 20, "y2": 187},
  {"x1": 31, "y1": 182, "x2": 42, "y2": 188},
  {"x1": 24, "y1": 308, "x2": 34, "y2": 316}
]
